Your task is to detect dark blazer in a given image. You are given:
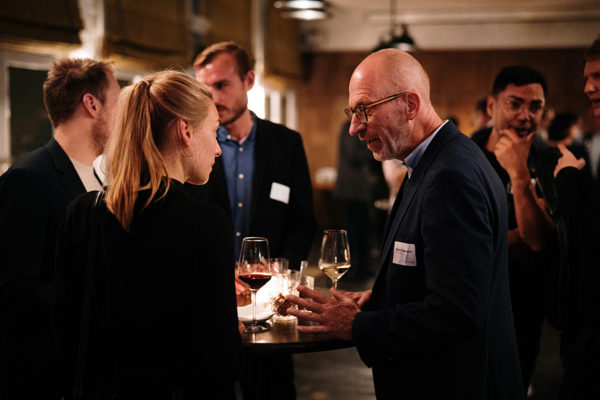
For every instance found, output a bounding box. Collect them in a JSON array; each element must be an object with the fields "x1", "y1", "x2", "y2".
[
  {"x1": 0, "y1": 138, "x2": 85, "y2": 399},
  {"x1": 352, "y1": 122, "x2": 524, "y2": 399},
  {"x1": 186, "y1": 117, "x2": 316, "y2": 269},
  {"x1": 54, "y1": 181, "x2": 241, "y2": 399}
]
